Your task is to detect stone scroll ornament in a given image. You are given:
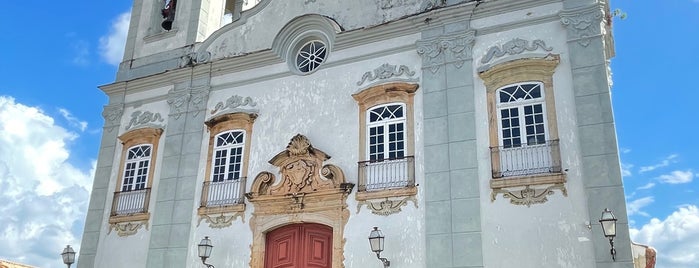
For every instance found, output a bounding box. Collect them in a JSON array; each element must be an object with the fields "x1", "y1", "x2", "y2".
[
  {"x1": 481, "y1": 38, "x2": 553, "y2": 64},
  {"x1": 491, "y1": 184, "x2": 567, "y2": 207},
  {"x1": 210, "y1": 95, "x2": 257, "y2": 115},
  {"x1": 108, "y1": 221, "x2": 148, "y2": 237},
  {"x1": 356, "y1": 63, "x2": 416, "y2": 86},
  {"x1": 125, "y1": 110, "x2": 165, "y2": 130},
  {"x1": 416, "y1": 30, "x2": 476, "y2": 73},
  {"x1": 357, "y1": 196, "x2": 418, "y2": 216},
  {"x1": 102, "y1": 103, "x2": 124, "y2": 133},
  {"x1": 560, "y1": 5, "x2": 605, "y2": 47}
]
